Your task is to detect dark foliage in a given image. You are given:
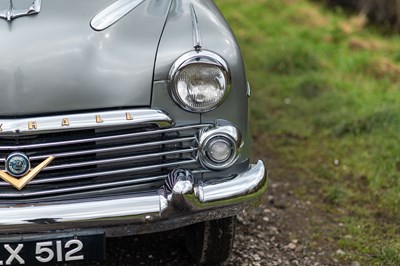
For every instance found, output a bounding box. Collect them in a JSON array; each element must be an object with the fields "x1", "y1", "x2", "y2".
[{"x1": 328, "y1": 0, "x2": 400, "y2": 30}]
